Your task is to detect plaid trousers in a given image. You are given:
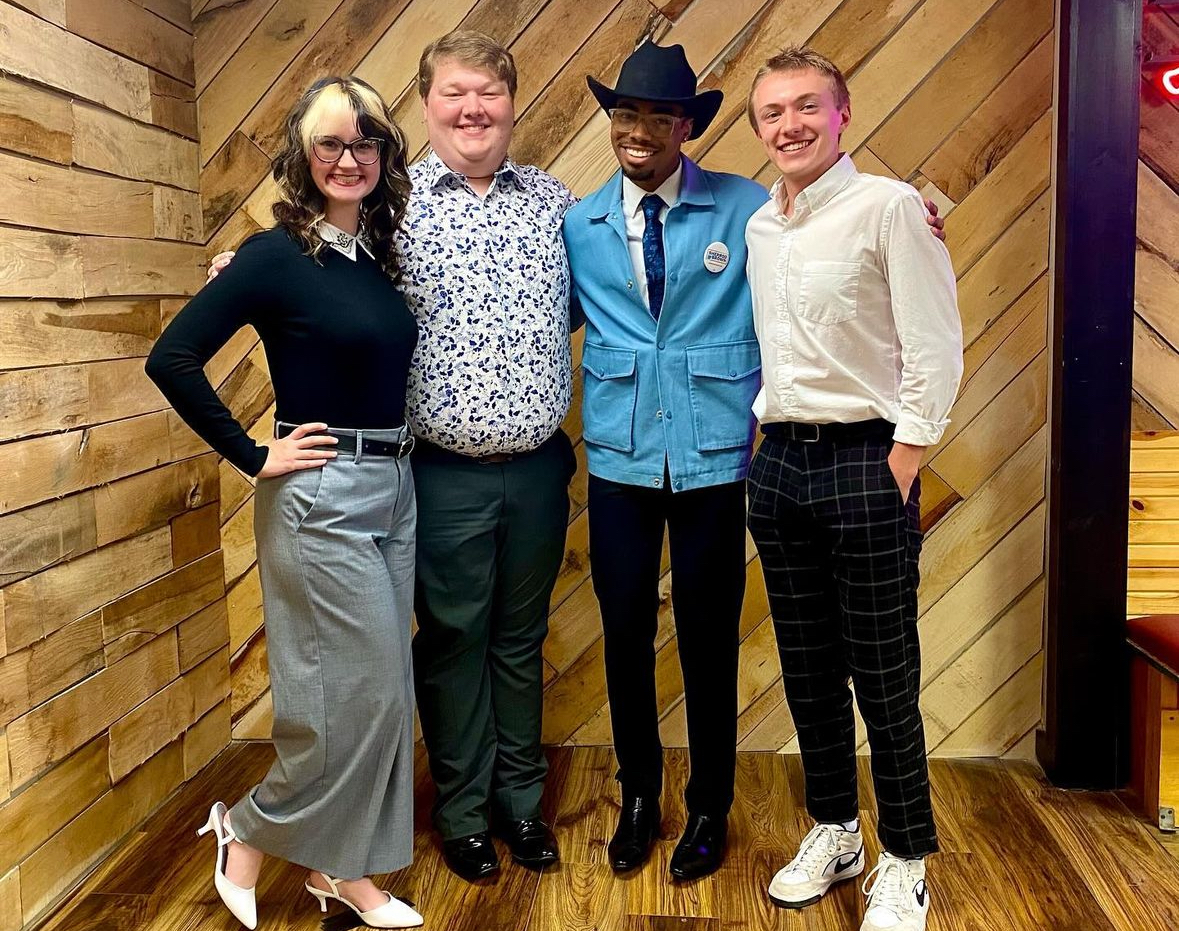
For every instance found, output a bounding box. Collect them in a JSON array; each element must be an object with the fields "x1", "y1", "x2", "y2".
[{"x1": 747, "y1": 426, "x2": 938, "y2": 858}]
